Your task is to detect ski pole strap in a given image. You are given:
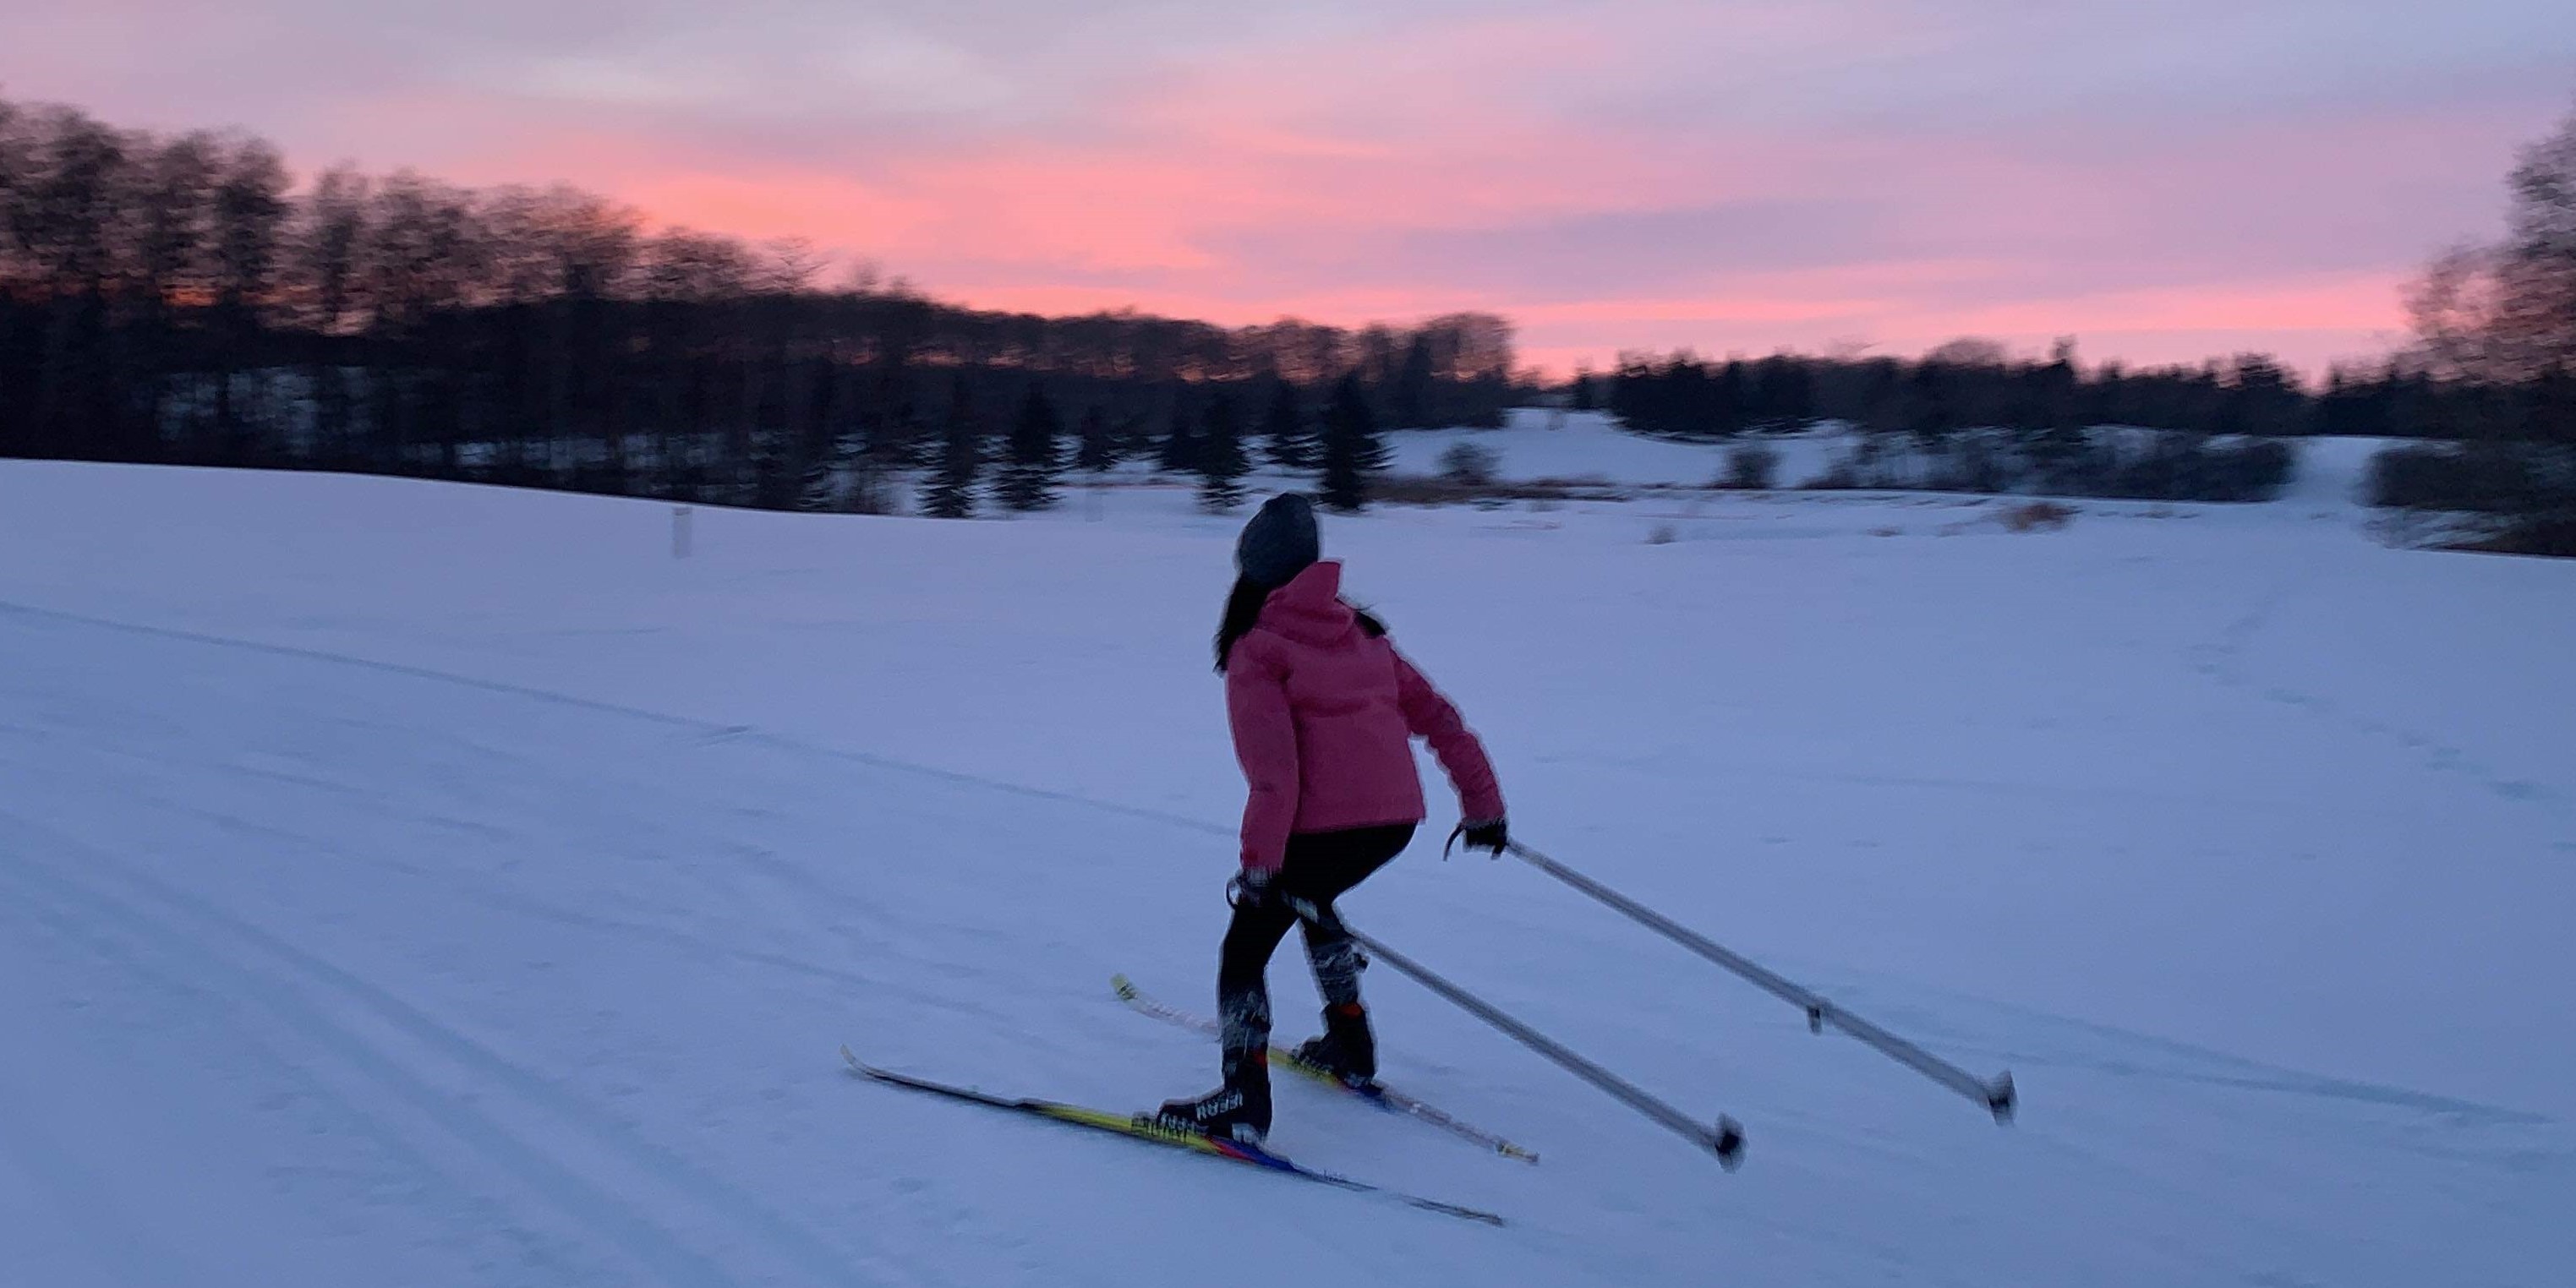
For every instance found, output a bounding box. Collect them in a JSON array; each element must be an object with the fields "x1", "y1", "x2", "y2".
[{"x1": 1503, "y1": 841, "x2": 2016, "y2": 1122}]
